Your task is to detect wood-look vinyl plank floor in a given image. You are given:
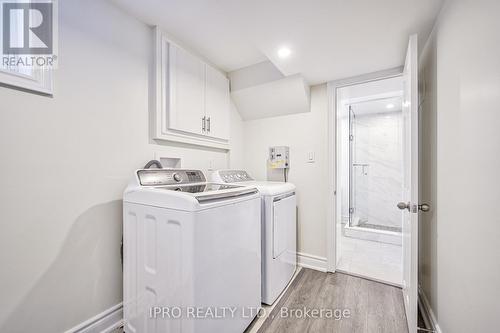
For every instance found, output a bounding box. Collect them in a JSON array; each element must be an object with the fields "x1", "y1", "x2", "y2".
[{"x1": 257, "y1": 268, "x2": 408, "y2": 333}]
